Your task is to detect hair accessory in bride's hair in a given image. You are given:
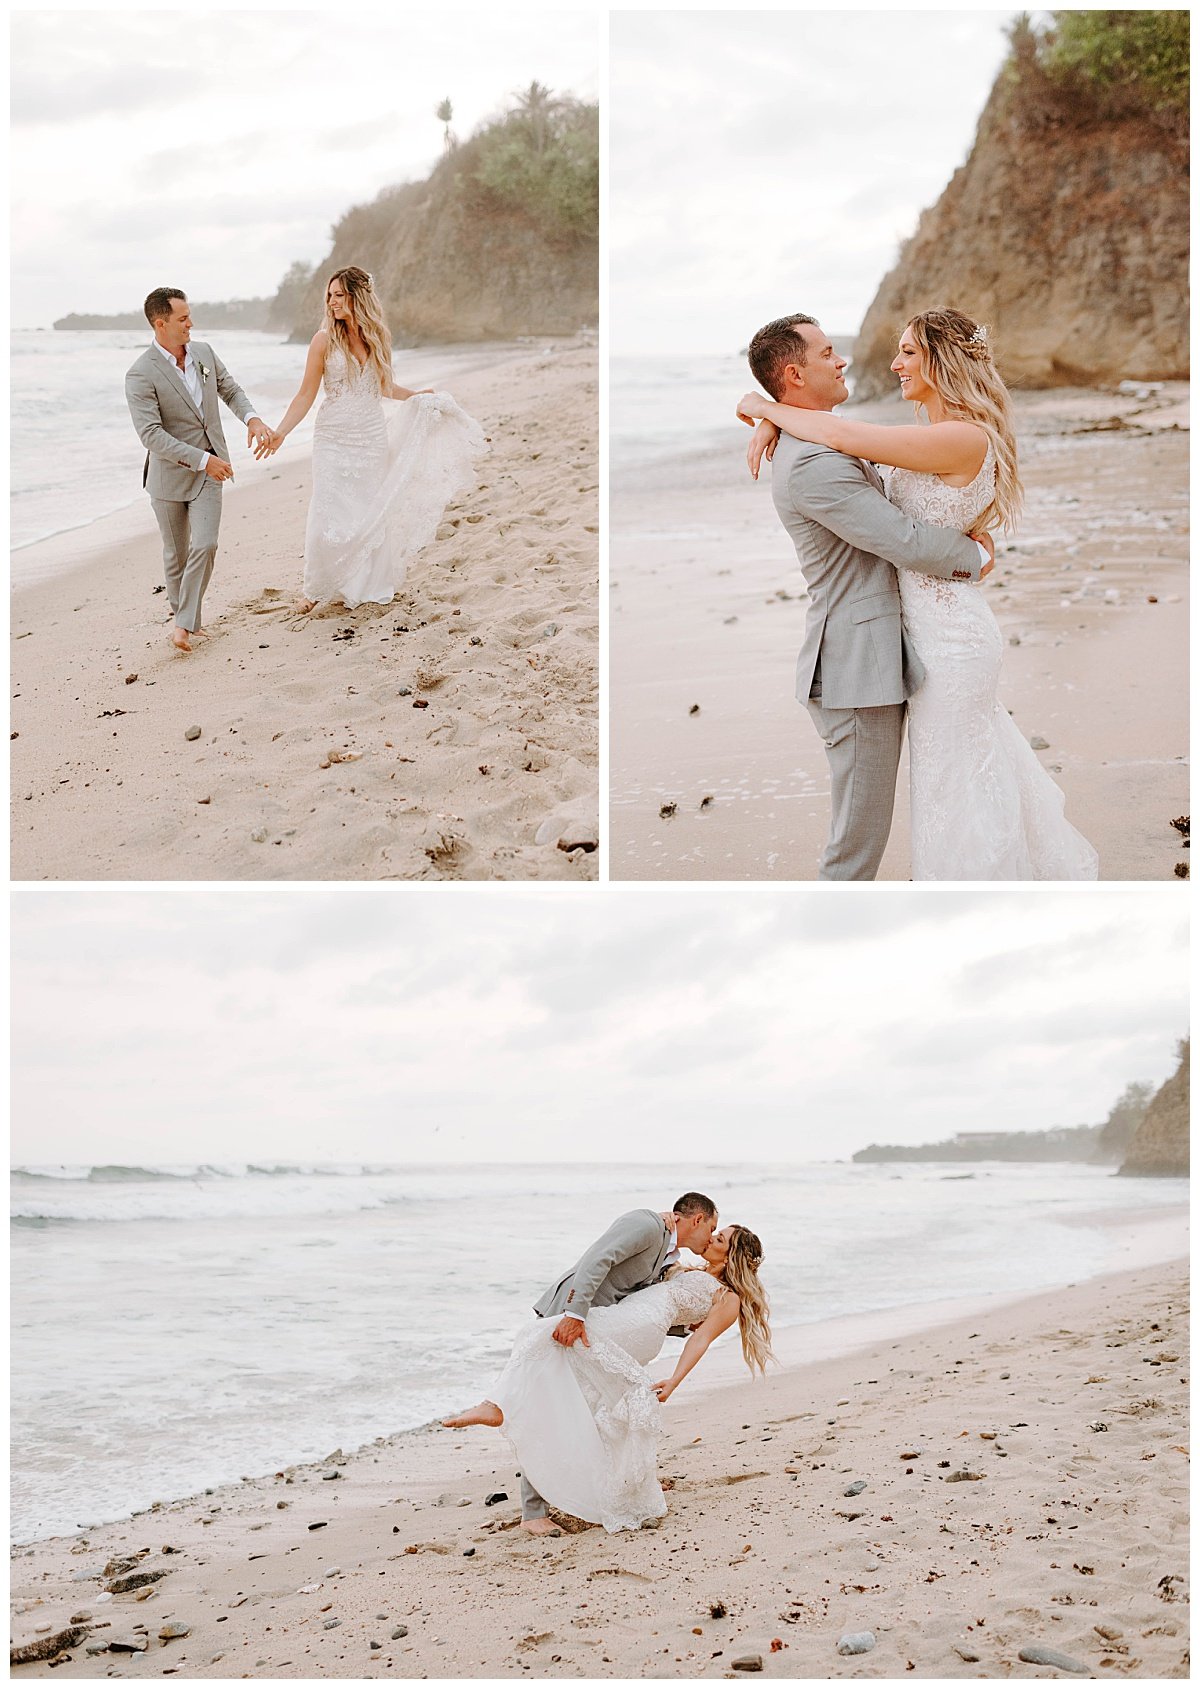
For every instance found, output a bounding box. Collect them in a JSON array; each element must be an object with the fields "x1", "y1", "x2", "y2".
[{"x1": 969, "y1": 324, "x2": 988, "y2": 347}]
